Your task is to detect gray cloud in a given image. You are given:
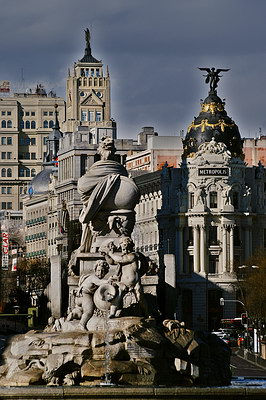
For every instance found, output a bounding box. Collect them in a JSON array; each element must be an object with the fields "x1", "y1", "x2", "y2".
[{"x1": 0, "y1": 0, "x2": 266, "y2": 138}]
